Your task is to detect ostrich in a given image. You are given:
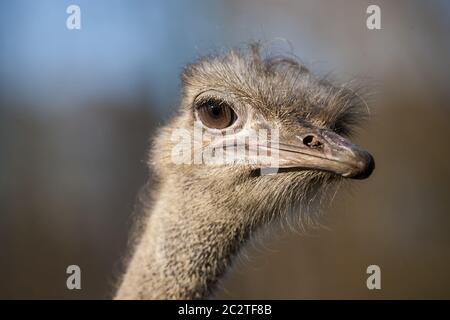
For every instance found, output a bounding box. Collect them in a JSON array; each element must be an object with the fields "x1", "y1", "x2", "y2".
[{"x1": 115, "y1": 44, "x2": 374, "y2": 299}]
